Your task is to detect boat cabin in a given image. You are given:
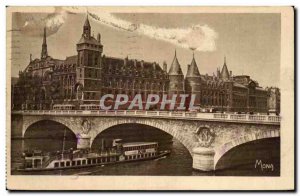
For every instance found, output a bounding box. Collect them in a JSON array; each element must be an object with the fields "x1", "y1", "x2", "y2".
[{"x1": 122, "y1": 142, "x2": 158, "y2": 161}]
